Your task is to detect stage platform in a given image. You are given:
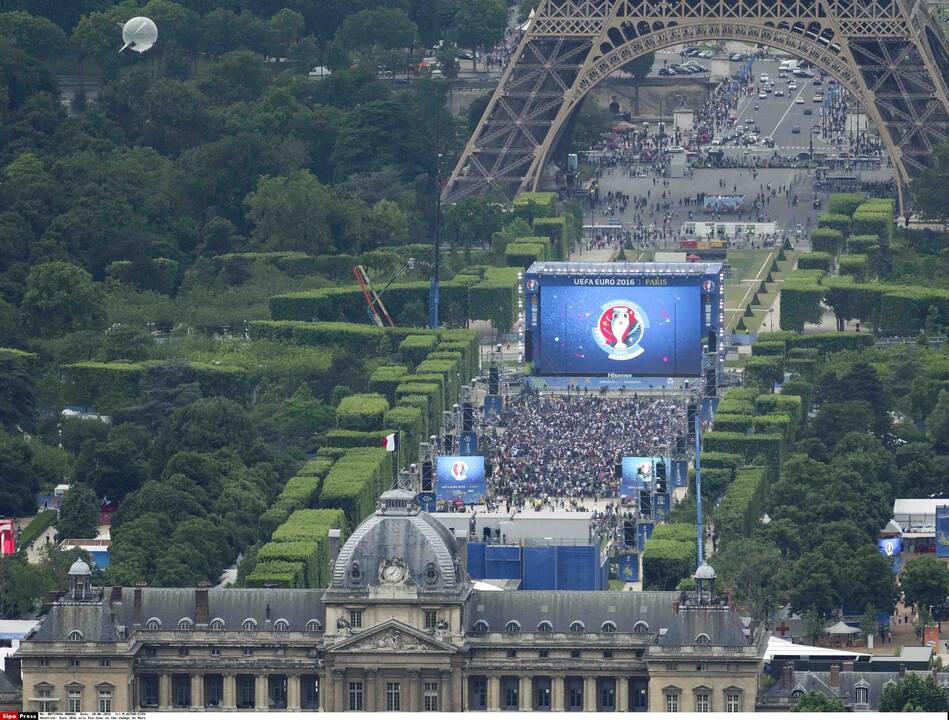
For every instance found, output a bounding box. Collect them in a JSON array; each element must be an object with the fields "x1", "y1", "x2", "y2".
[{"x1": 525, "y1": 375, "x2": 698, "y2": 393}]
